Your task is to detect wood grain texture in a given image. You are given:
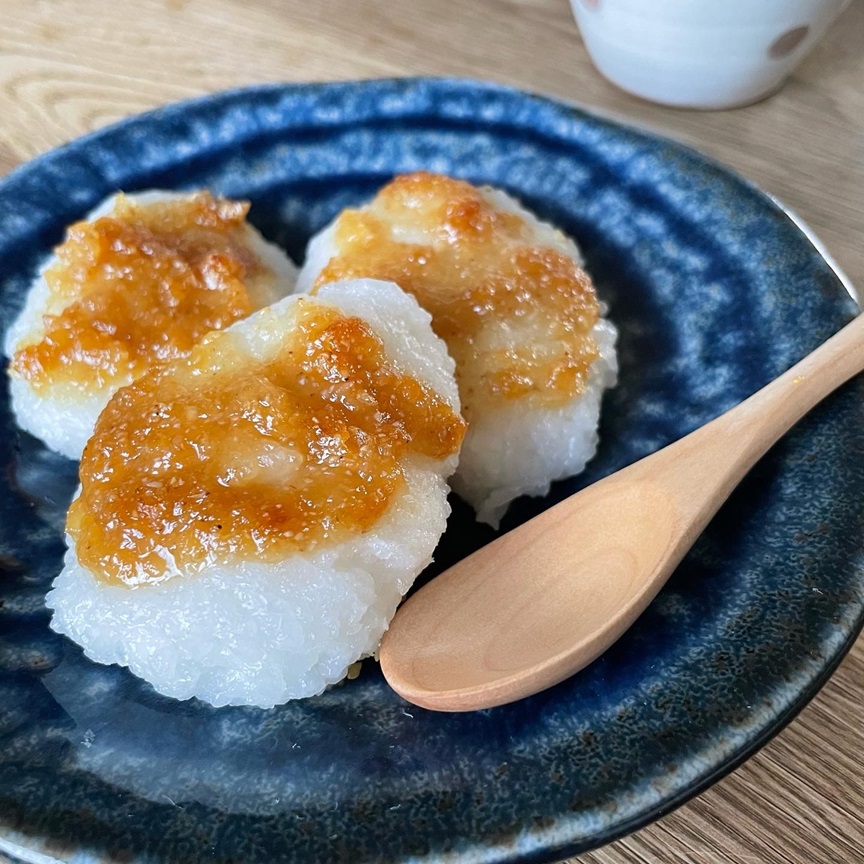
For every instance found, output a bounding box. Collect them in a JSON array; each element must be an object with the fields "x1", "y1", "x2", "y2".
[{"x1": 0, "y1": 1, "x2": 862, "y2": 861}]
